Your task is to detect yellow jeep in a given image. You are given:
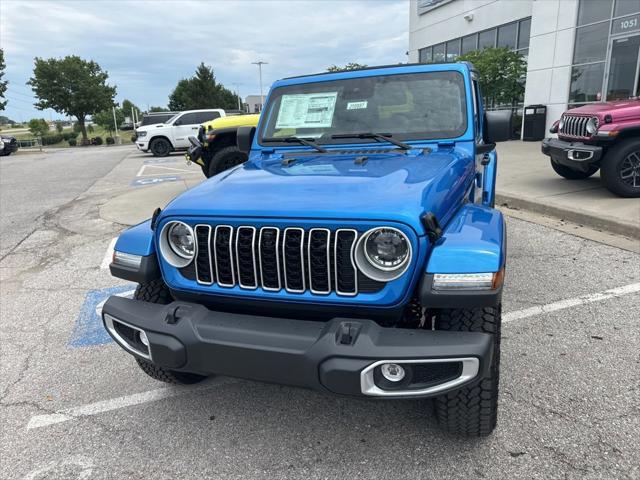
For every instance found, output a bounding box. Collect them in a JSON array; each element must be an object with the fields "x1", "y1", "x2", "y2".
[{"x1": 186, "y1": 114, "x2": 260, "y2": 178}]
